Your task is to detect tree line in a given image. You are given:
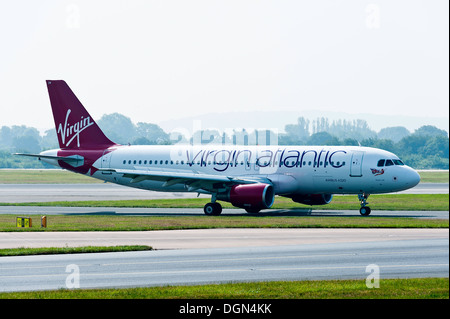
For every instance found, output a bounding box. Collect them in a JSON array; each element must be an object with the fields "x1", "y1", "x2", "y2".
[{"x1": 1, "y1": 114, "x2": 448, "y2": 169}]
